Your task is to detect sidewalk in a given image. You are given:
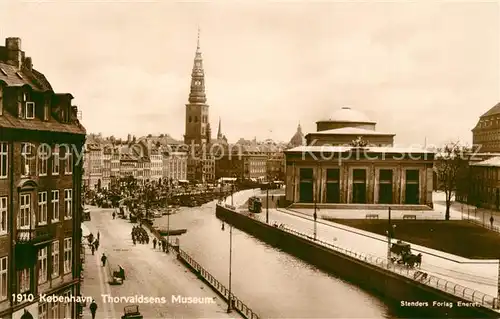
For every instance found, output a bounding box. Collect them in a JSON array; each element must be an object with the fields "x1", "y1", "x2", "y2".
[{"x1": 81, "y1": 221, "x2": 116, "y2": 319}]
